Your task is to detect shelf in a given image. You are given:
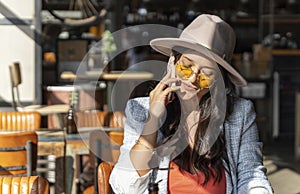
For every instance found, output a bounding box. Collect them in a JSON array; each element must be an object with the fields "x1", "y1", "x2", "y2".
[
  {"x1": 261, "y1": 14, "x2": 300, "y2": 23},
  {"x1": 234, "y1": 17, "x2": 258, "y2": 24},
  {"x1": 272, "y1": 49, "x2": 300, "y2": 55}
]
